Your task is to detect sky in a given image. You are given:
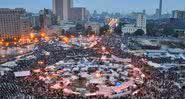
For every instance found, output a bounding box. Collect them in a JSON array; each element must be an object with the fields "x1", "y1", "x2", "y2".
[{"x1": 0, "y1": 0, "x2": 185, "y2": 14}]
